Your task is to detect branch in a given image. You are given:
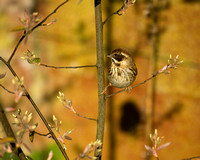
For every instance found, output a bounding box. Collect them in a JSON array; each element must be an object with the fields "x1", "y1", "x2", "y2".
[
  {"x1": 34, "y1": 131, "x2": 51, "y2": 137},
  {"x1": 103, "y1": 11, "x2": 119, "y2": 25},
  {"x1": 74, "y1": 111, "x2": 97, "y2": 122},
  {"x1": 0, "y1": 84, "x2": 26, "y2": 96},
  {"x1": 7, "y1": 0, "x2": 69, "y2": 64},
  {"x1": 106, "y1": 73, "x2": 157, "y2": 98},
  {"x1": 39, "y1": 63, "x2": 97, "y2": 69},
  {"x1": 0, "y1": 61, "x2": 69, "y2": 160},
  {"x1": 103, "y1": 0, "x2": 136, "y2": 25},
  {"x1": 57, "y1": 92, "x2": 97, "y2": 122},
  {"x1": 21, "y1": 50, "x2": 97, "y2": 69},
  {"x1": 182, "y1": 156, "x2": 200, "y2": 160}
]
